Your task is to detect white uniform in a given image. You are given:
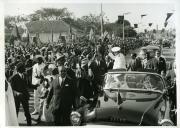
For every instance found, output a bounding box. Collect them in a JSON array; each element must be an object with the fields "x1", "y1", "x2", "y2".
[
  {"x1": 32, "y1": 63, "x2": 45, "y2": 85},
  {"x1": 32, "y1": 63, "x2": 45, "y2": 113},
  {"x1": 108, "y1": 52, "x2": 126, "y2": 69}
]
